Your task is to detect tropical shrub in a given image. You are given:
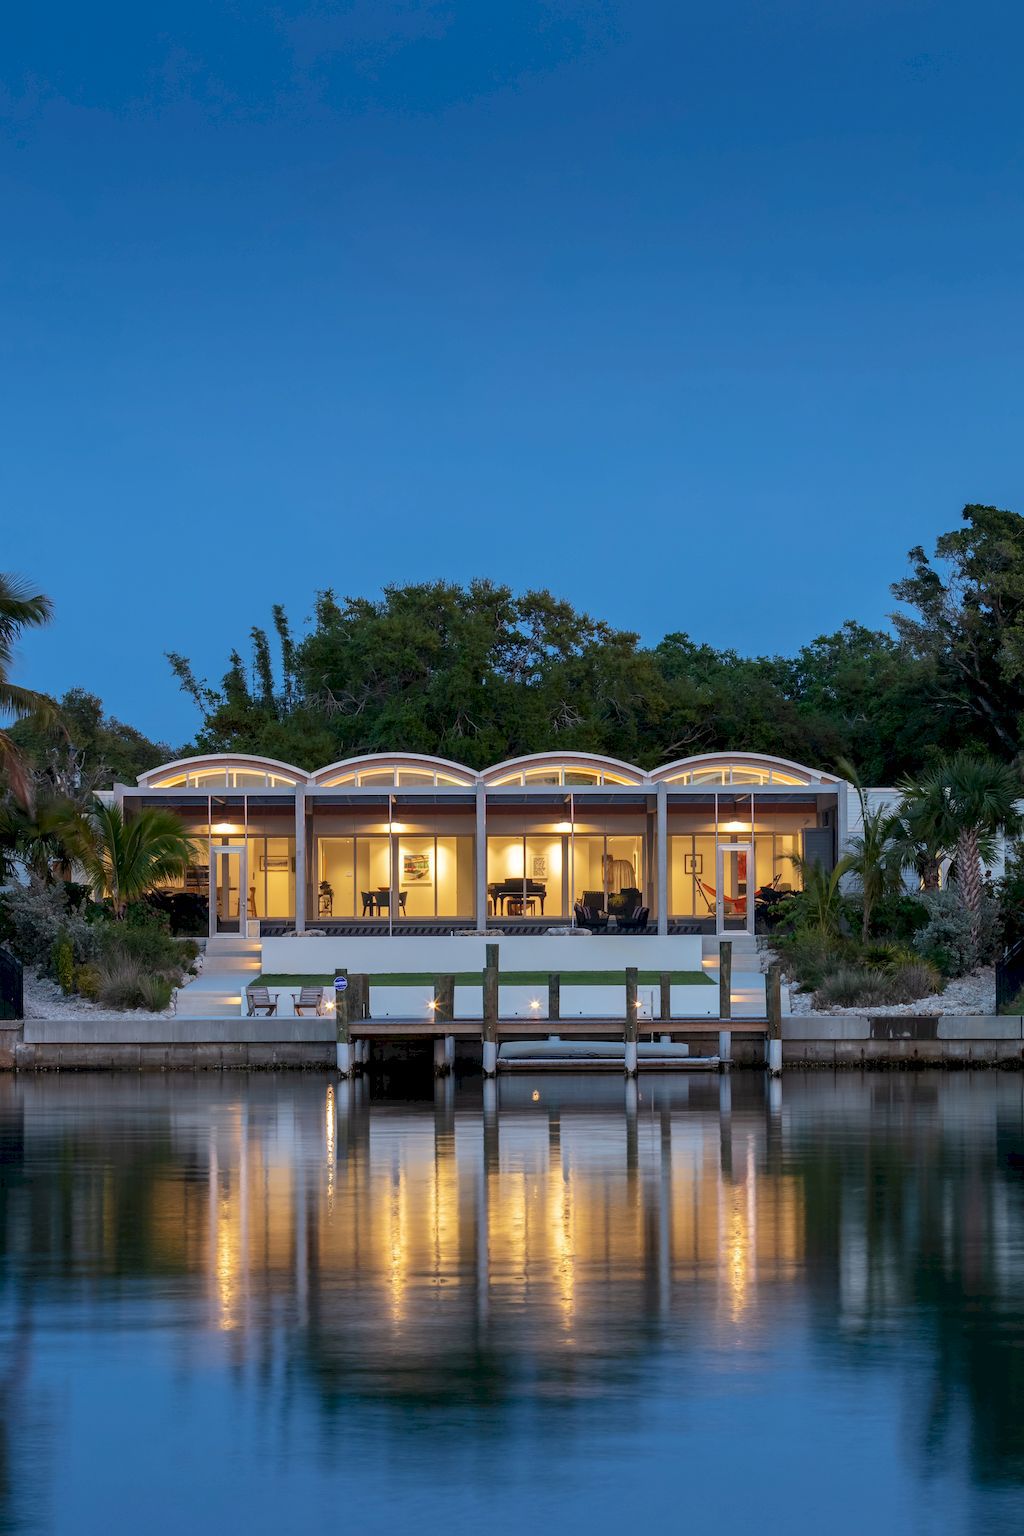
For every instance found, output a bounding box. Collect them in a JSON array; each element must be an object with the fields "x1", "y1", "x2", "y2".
[
  {"x1": 96, "y1": 957, "x2": 173, "y2": 1012},
  {"x1": 773, "y1": 928, "x2": 851, "y2": 993},
  {"x1": 75, "y1": 963, "x2": 101, "y2": 1002},
  {"x1": 0, "y1": 883, "x2": 97, "y2": 974},
  {"x1": 52, "y1": 935, "x2": 75, "y2": 994},
  {"x1": 881, "y1": 957, "x2": 943, "y2": 1004},
  {"x1": 813, "y1": 966, "x2": 893, "y2": 1008},
  {"x1": 913, "y1": 888, "x2": 998, "y2": 977},
  {"x1": 868, "y1": 893, "x2": 929, "y2": 944},
  {"x1": 144, "y1": 888, "x2": 208, "y2": 937}
]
